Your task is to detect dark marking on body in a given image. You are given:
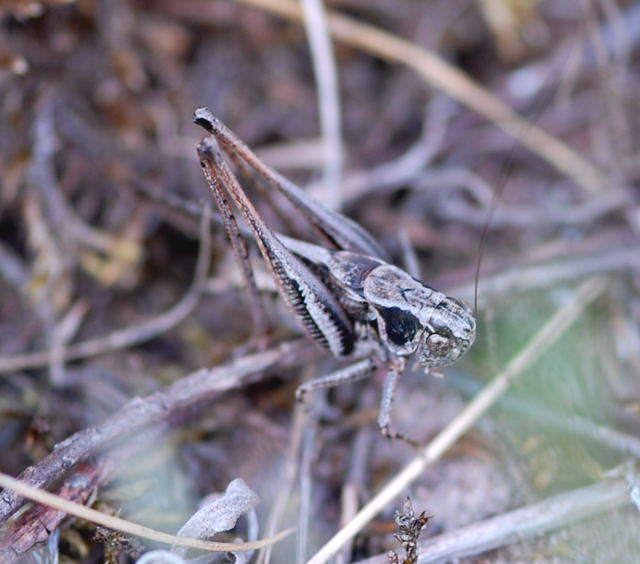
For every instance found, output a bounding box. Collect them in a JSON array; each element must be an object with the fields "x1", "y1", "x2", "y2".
[{"x1": 376, "y1": 306, "x2": 422, "y2": 348}]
